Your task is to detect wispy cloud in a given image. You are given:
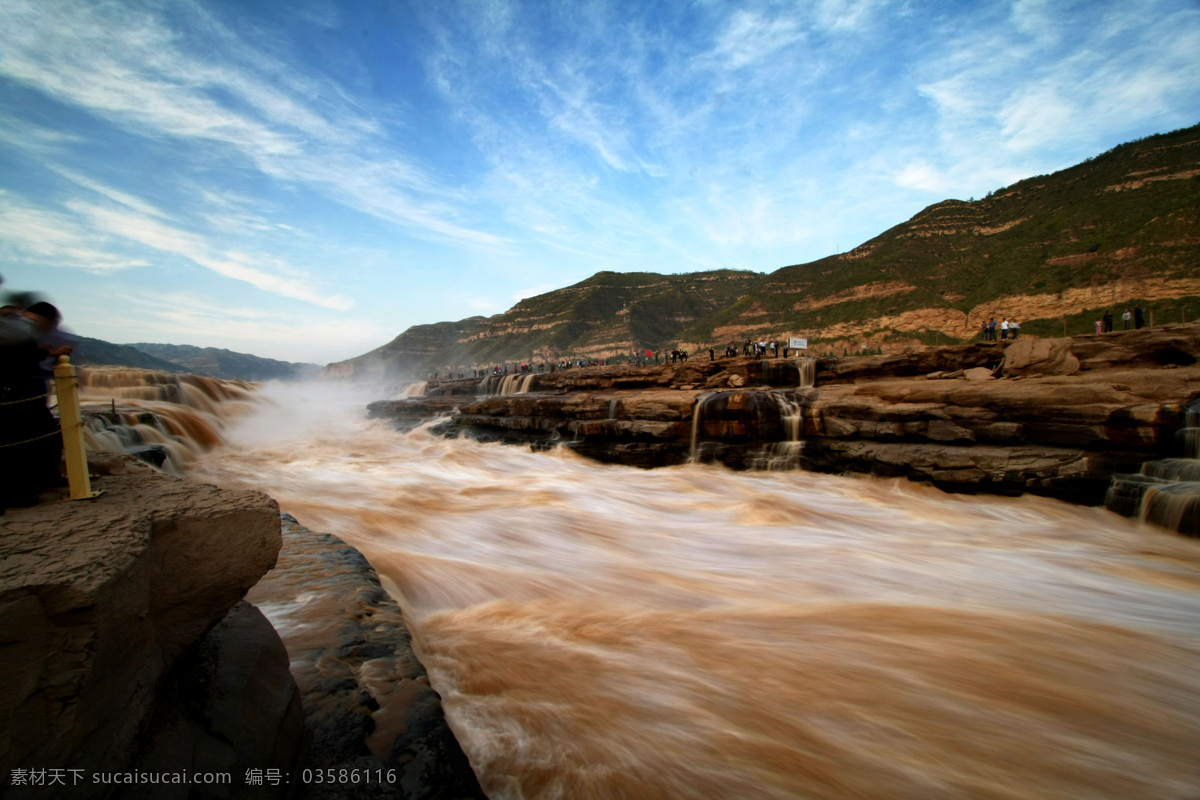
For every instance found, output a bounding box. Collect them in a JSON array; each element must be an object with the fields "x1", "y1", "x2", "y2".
[
  {"x1": 0, "y1": 0, "x2": 502, "y2": 249},
  {"x1": 67, "y1": 201, "x2": 354, "y2": 310},
  {"x1": 711, "y1": 10, "x2": 805, "y2": 70},
  {"x1": 0, "y1": 193, "x2": 150, "y2": 273},
  {"x1": 914, "y1": 0, "x2": 1200, "y2": 177}
]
